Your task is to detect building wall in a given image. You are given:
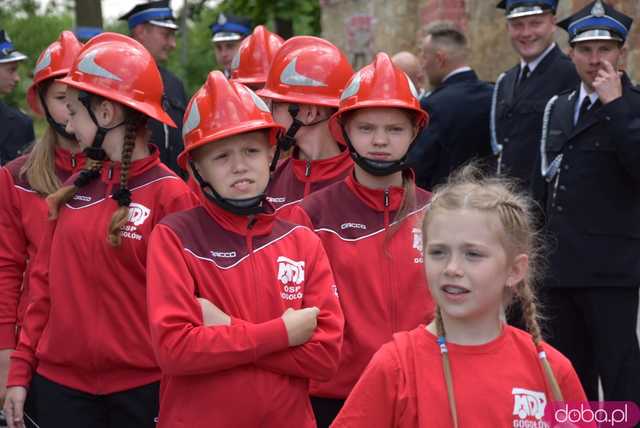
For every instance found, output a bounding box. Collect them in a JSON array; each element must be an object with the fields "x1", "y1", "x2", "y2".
[{"x1": 320, "y1": 0, "x2": 639, "y2": 85}]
